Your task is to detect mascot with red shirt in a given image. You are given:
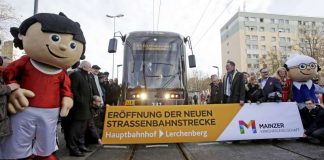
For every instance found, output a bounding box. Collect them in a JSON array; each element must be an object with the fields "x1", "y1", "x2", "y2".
[{"x1": 0, "y1": 12, "x2": 86, "y2": 160}]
